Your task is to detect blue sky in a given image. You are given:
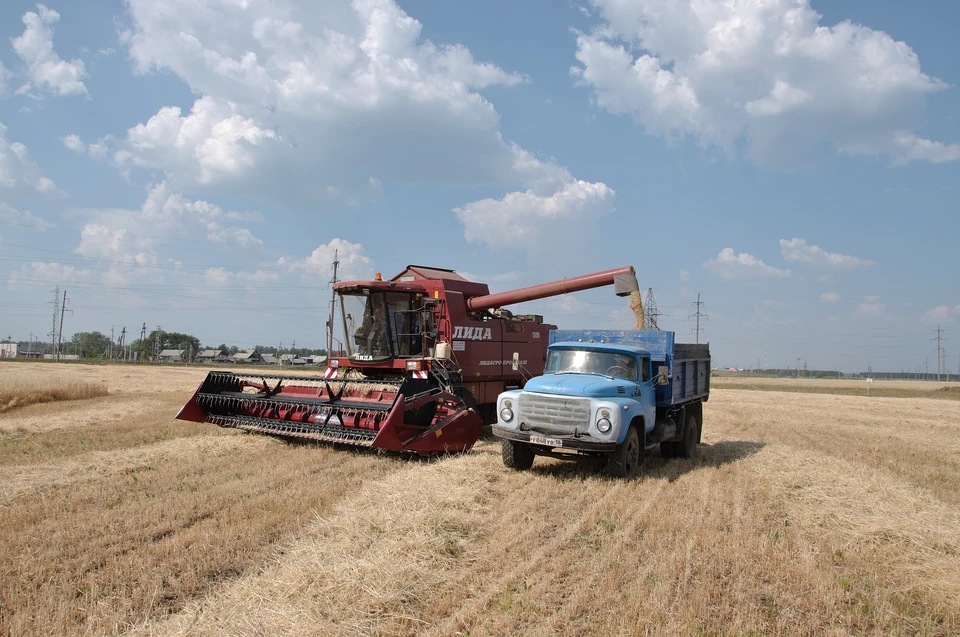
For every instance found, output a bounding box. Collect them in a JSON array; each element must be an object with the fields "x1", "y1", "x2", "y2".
[{"x1": 0, "y1": 0, "x2": 957, "y2": 373}]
